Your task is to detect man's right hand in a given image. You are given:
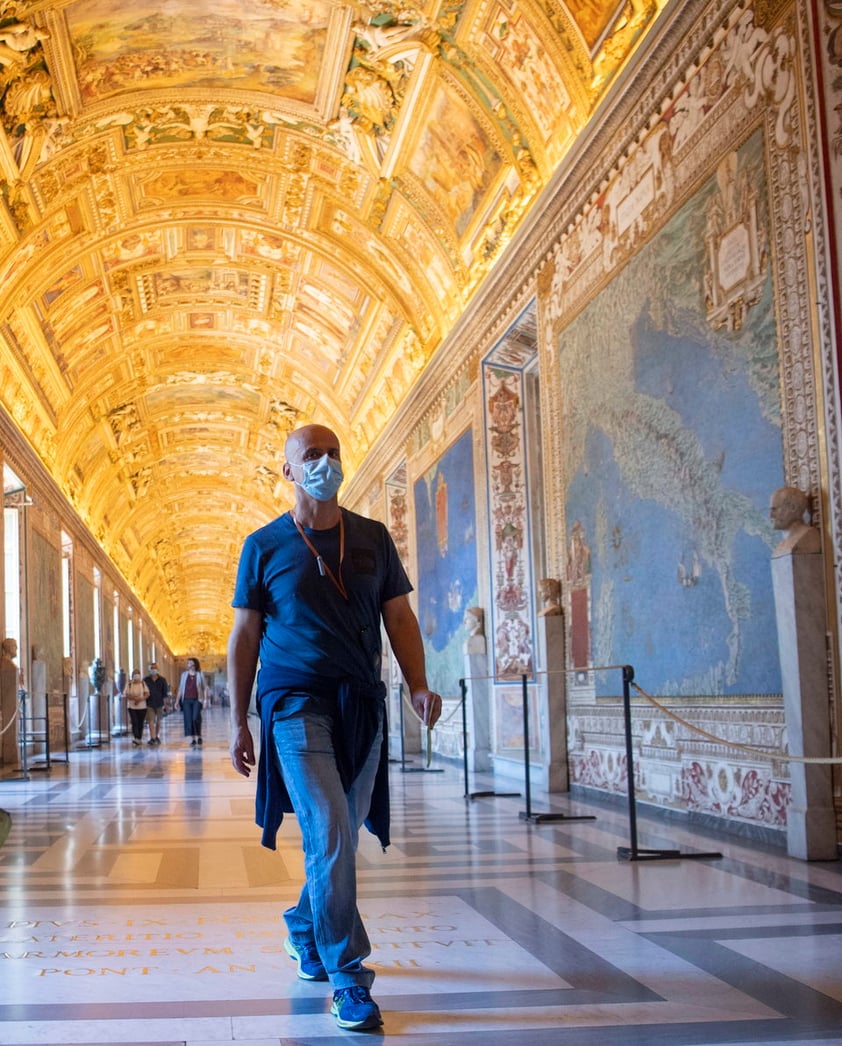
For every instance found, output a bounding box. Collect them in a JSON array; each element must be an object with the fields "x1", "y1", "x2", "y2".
[{"x1": 230, "y1": 724, "x2": 256, "y2": 777}]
